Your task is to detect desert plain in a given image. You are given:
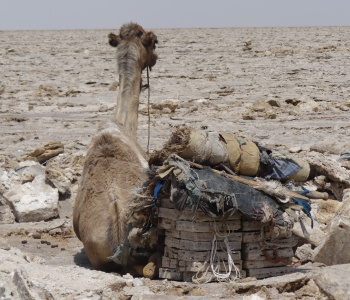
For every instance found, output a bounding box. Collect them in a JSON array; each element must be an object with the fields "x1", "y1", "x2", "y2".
[{"x1": 0, "y1": 26, "x2": 350, "y2": 299}]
